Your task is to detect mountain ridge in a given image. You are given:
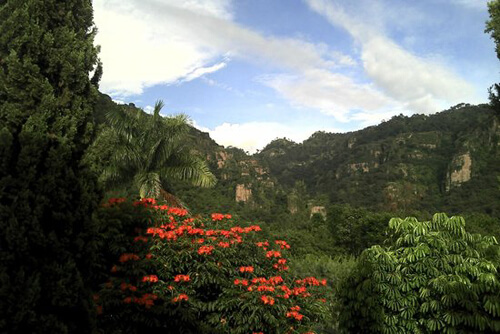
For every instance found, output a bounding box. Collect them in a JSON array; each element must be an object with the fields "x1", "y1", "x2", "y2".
[{"x1": 94, "y1": 93, "x2": 500, "y2": 219}]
